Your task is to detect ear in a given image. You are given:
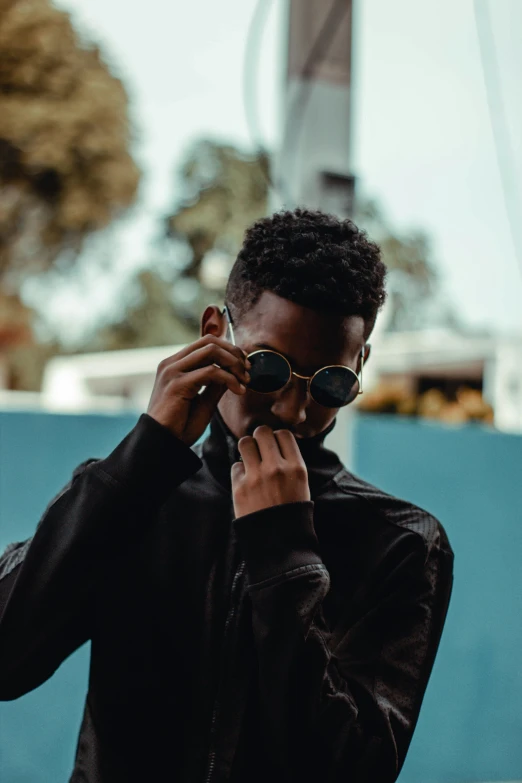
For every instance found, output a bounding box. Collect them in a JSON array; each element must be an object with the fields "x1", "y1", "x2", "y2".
[{"x1": 201, "y1": 305, "x2": 227, "y2": 339}]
